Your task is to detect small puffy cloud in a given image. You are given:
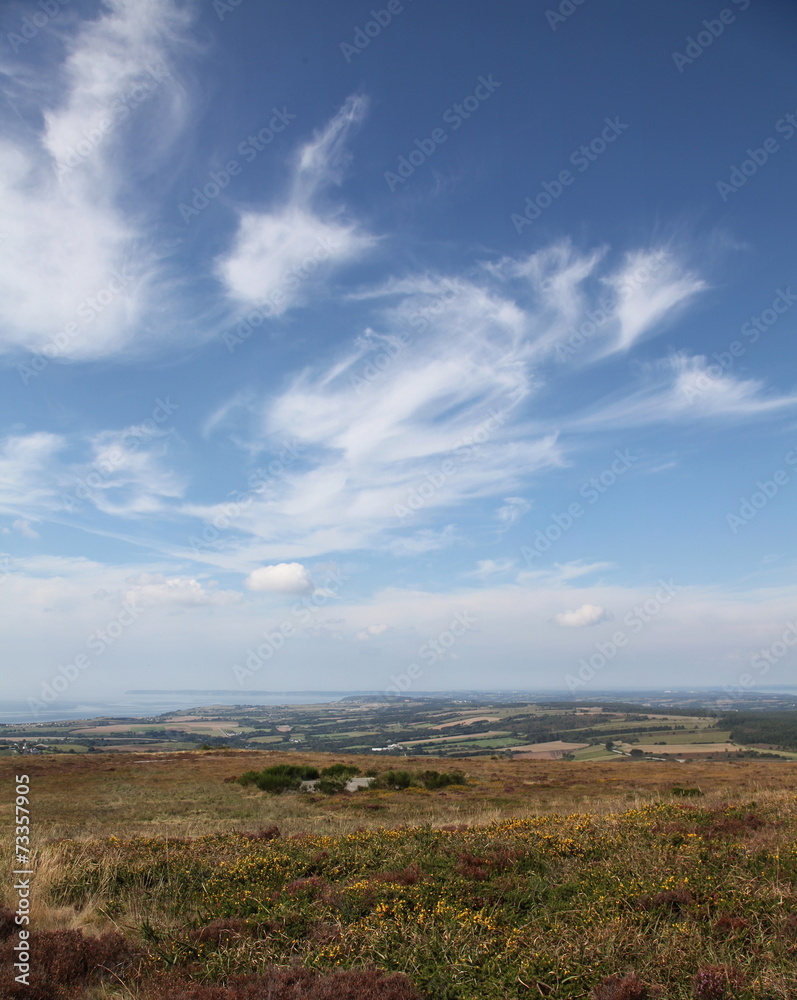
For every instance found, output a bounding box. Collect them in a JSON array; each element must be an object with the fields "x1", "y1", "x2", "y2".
[
  {"x1": 124, "y1": 573, "x2": 242, "y2": 607},
  {"x1": 355, "y1": 623, "x2": 391, "y2": 640},
  {"x1": 552, "y1": 603, "x2": 610, "y2": 627},
  {"x1": 245, "y1": 562, "x2": 314, "y2": 594},
  {"x1": 495, "y1": 496, "x2": 530, "y2": 528}
]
